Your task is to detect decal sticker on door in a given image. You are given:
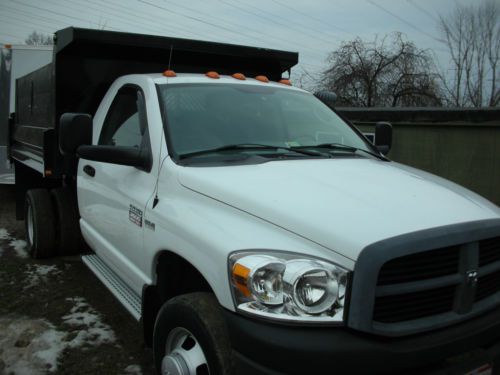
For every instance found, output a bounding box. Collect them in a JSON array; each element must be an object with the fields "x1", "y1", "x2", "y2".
[{"x1": 129, "y1": 204, "x2": 143, "y2": 227}]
